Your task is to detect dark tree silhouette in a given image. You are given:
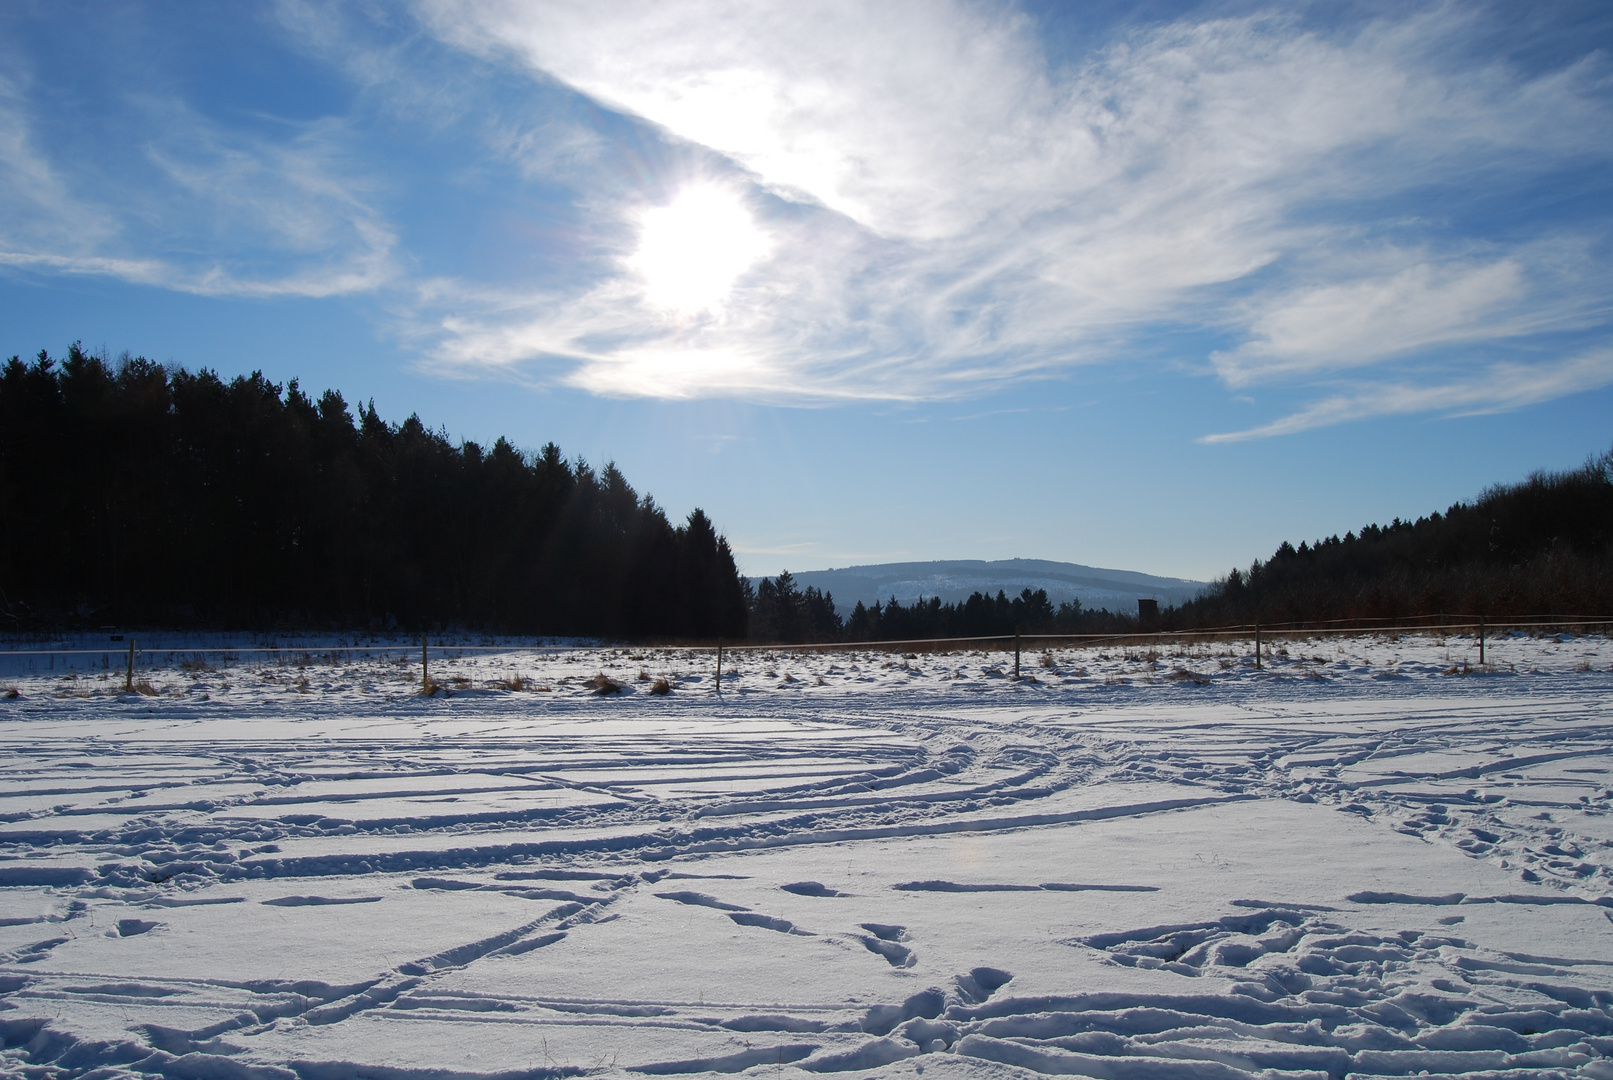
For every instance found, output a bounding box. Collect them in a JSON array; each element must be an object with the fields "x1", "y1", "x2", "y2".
[
  {"x1": 0, "y1": 344, "x2": 748, "y2": 638},
  {"x1": 1168, "y1": 446, "x2": 1613, "y2": 629}
]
